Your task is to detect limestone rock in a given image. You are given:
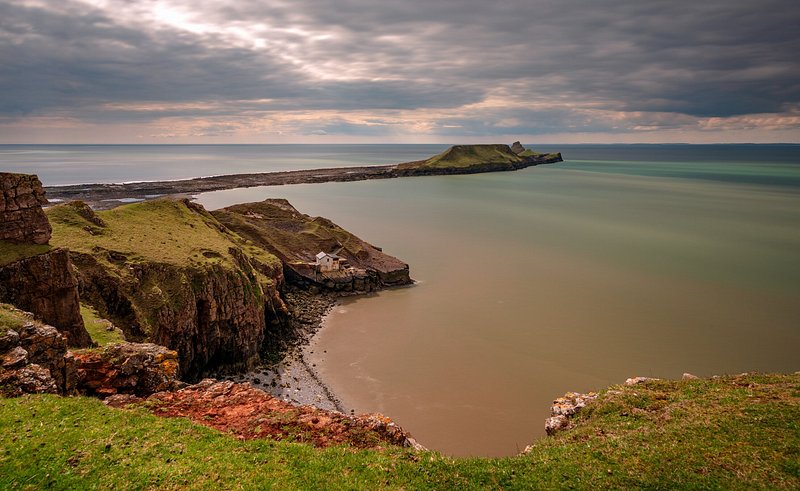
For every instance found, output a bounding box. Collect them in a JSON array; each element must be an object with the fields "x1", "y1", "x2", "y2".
[
  {"x1": 544, "y1": 415, "x2": 569, "y2": 435},
  {"x1": 0, "y1": 307, "x2": 74, "y2": 395},
  {"x1": 625, "y1": 376, "x2": 660, "y2": 386},
  {"x1": 0, "y1": 249, "x2": 92, "y2": 347},
  {"x1": 682, "y1": 373, "x2": 699, "y2": 380},
  {"x1": 2, "y1": 346, "x2": 28, "y2": 369},
  {"x1": 0, "y1": 364, "x2": 58, "y2": 396},
  {"x1": 73, "y1": 342, "x2": 182, "y2": 397},
  {"x1": 510, "y1": 141, "x2": 526, "y2": 155},
  {"x1": 545, "y1": 391, "x2": 599, "y2": 435},
  {"x1": 0, "y1": 172, "x2": 51, "y2": 244}
]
